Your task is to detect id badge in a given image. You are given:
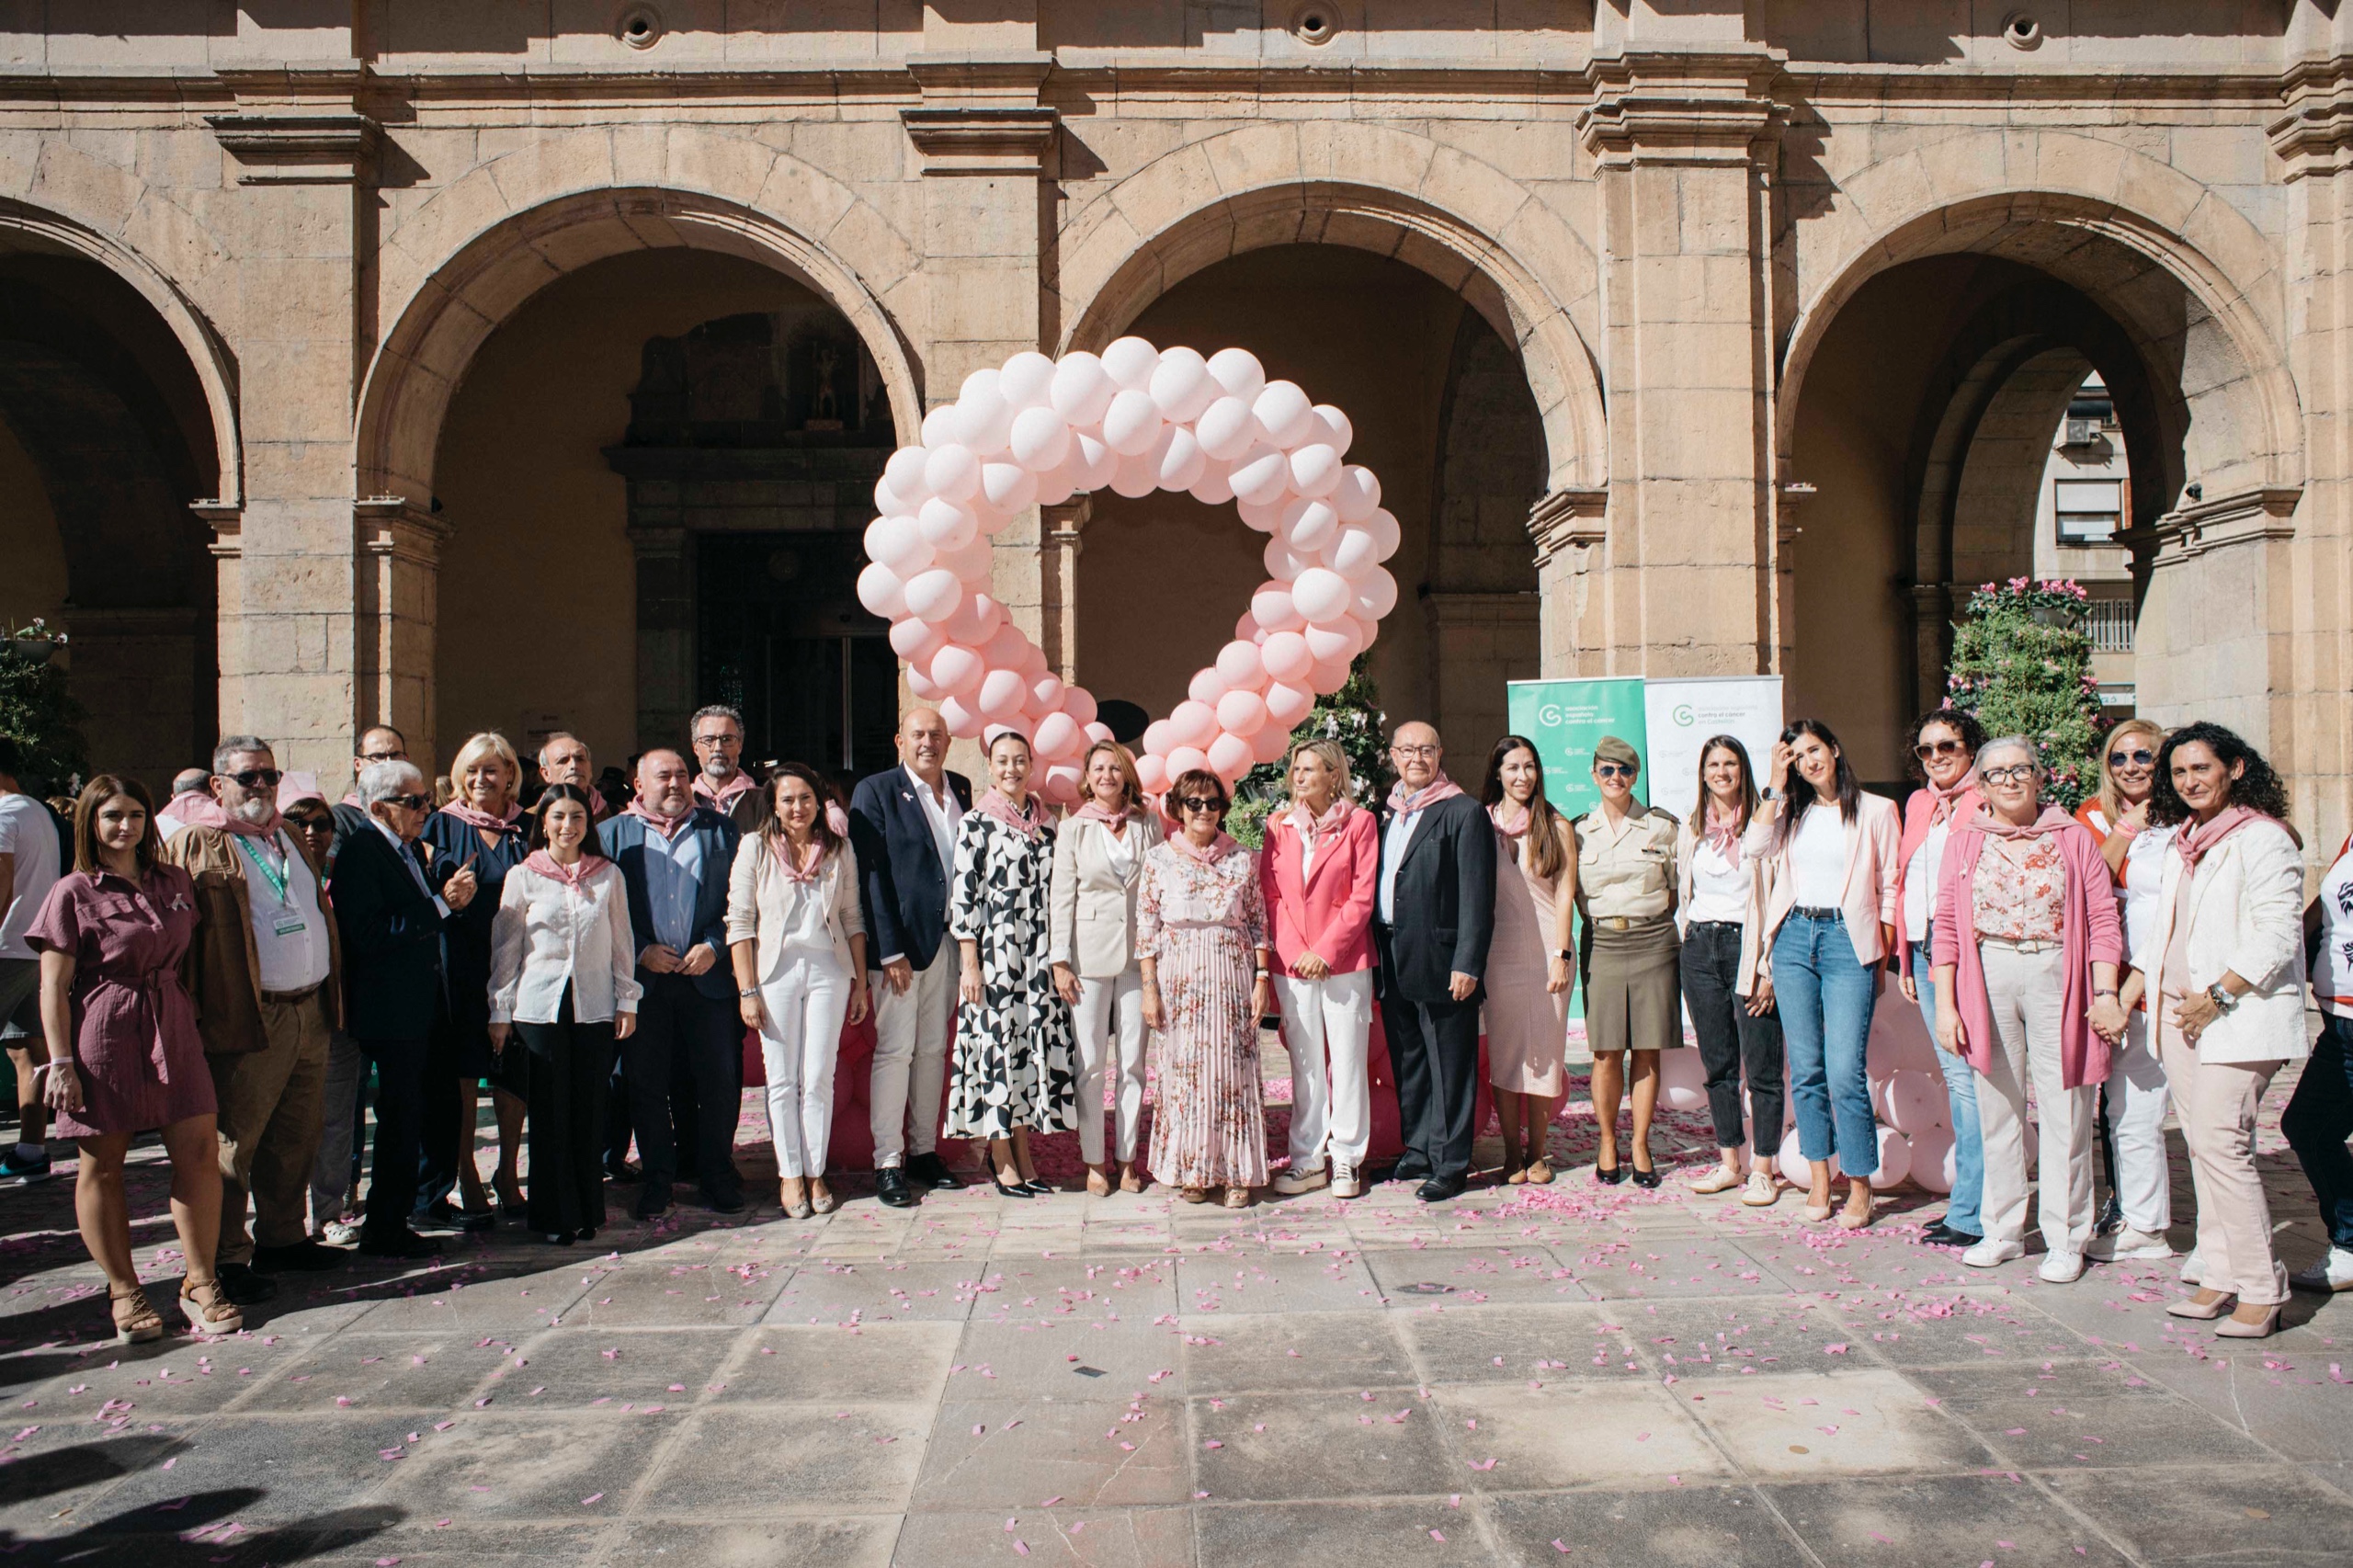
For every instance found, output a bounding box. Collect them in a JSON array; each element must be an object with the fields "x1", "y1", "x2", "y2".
[{"x1": 273, "y1": 913, "x2": 309, "y2": 938}]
